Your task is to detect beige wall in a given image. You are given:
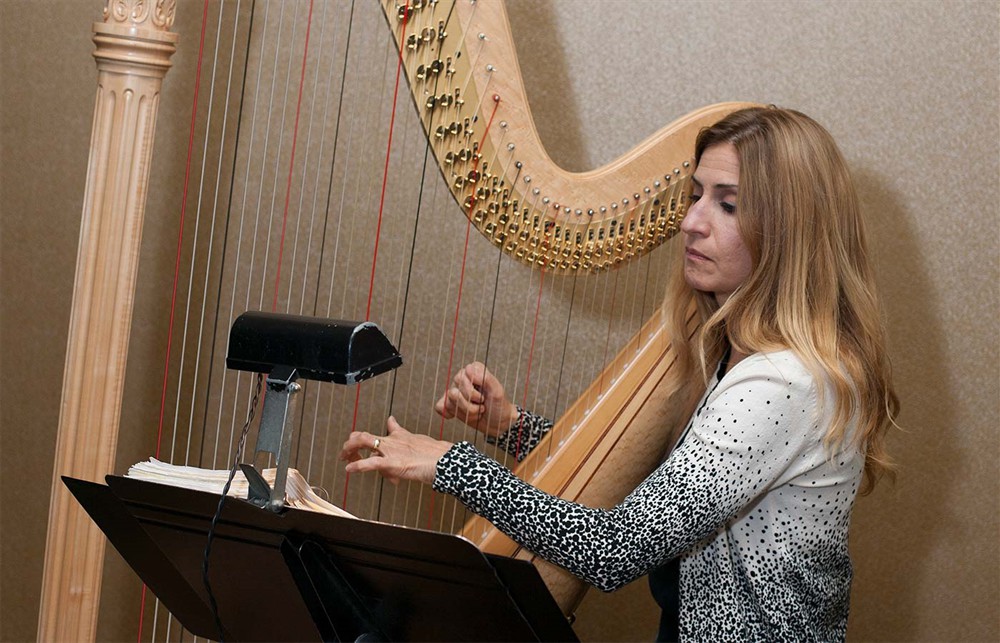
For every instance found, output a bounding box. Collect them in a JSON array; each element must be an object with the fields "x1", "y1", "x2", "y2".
[{"x1": 2, "y1": 1, "x2": 997, "y2": 641}]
